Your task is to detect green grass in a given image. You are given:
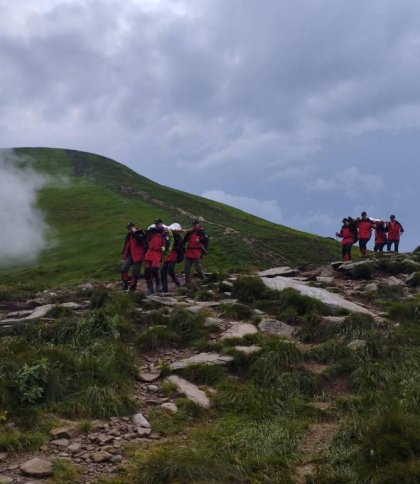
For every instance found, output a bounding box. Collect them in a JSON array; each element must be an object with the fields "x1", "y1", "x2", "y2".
[{"x1": 0, "y1": 147, "x2": 338, "y2": 290}]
